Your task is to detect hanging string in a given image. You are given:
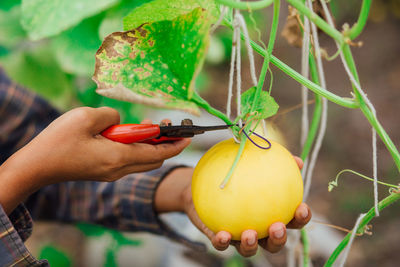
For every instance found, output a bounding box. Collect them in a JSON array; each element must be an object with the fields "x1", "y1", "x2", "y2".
[
  {"x1": 338, "y1": 213, "x2": 366, "y2": 267},
  {"x1": 236, "y1": 14, "x2": 258, "y2": 86},
  {"x1": 226, "y1": 17, "x2": 238, "y2": 120},
  {"x1": 319, "y1": 0, "x2": 379, "y2": 217},
  {"x1": 226, "y1": 8, "x2": 261, "y2": 142},
  {"x1": 210, "y1": 6, "x2": 228, "y2": 34},
  {"x1": 234, "y1": 12, "x2": 243, "y2": 128},
  {"x1": 261, "y1": 119, "x2": 268, "y2": 136},
  {"x1": 303, "y1": 0, "x2": 329, "y2": 201},
  {"x1": 300, "y1": 7, "x2": 311, "y2": 149}
]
